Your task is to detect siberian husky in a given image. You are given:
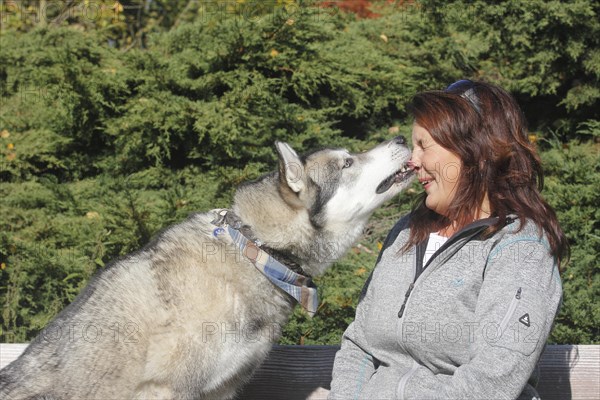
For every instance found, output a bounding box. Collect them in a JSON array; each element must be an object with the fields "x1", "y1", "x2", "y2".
[{"x1": 0, "y1": 137, "x2": 414, "y2": 399}]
